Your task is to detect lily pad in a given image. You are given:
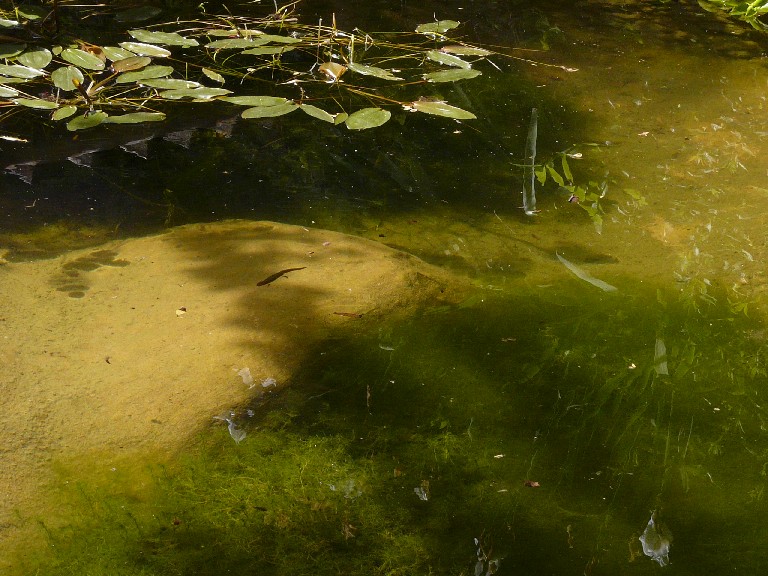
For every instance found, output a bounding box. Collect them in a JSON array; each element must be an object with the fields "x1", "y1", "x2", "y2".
[
  {"x1": 159, "y1": 87, "x2": 232, "y2": 99},
  {"x1": 0, "y1": 84, "x2": 19, "y2": 97},
  {"x1": 423, "y1": 69, "x2": 482, "y2": 82},
  {"x1": 67, "y1": 111, "x2": 108, "y2": 131},
  {"x1": 51, "y1": 66, "x2": 85, "y2": 91},
  {"x1": 0, "y1": 64, "x2": 45, "y2": 79},
  {"x1": 116, "y1": 65, "x2": 174, "y2": 84},
  {"x1": 202, "y1": 67, "x2": 225, "y2": 84},
  {"x1": 408, "y1": 100, "x2": 476, "y2": 120},
  {"x1": 17, "y1": 47, "x2": 52, "y2": 69},
  {"x1": 103, "y1": 112, "x2": 167, "y2": 124},
  {"x1": 241, "y1": 46, "x2": 296, "y2": 56},
  {"x1": 257, "y1": 34, "x2": 302, "y2": 44},
  {"x1": 128, "y1": 30, "x2": 199, "y2": 47},
  {"x1": 141, "y1": 78, "x2": 201, "y2": 89},
  {"x1": 102, "y1": 46, "x2": 137, "y2": 62},
  {"x1": 52, "y1": 105, "x2": 78, "y2": 121},
  {"x1": 0, "y1": 43, "x2": 26, "y2": 58},
  {"x1": 61, "y1": 48, "x2": 105, "y2": 71},
  {"x1": 0, "y1": 19, "x2": 21, "y2": 29},
  {"x1": 118, "y1": 42, "x2": 171, "y2": 57},
  {"x1": 111, "y1": 56, "x2": 152, "y2": 73},
  {"x1": 440, "y1": 45, "x2": 492, "y2": 56},
  {"x1": 220, "y1": 96, "x2": 290, "y2": 106},
  {"x1": 415, "y1": 20, "x2": 460, "y2": 35},
  {"x1": 13, "y1": 98, "x2": 59, "y2": 110},
  {"x1": 347, "y1": 62, "x2": 403, "y2": 81},
  {"x1": 426, "y1": 50, "x2": 471, "y2": 69},
  {"x1": 300, "y1": 104, "x2": 335, "y2": 123},
  {"x1": 241, "y1": 103, "x2": 298, "y2": 118},
  {"x1": 345, "y1": 107, "x2": 391, "y2": 130},
  {"x1": 206, "y1": 38, "x2": 261, "y2": 49}
]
